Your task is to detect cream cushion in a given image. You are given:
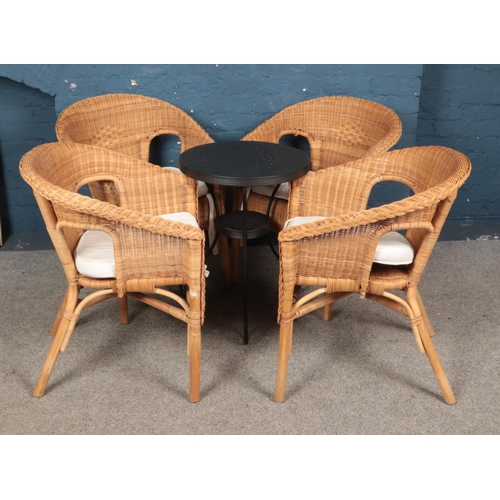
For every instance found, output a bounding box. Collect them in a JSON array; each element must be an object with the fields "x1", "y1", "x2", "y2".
[
  {"x1": 251, "y1": 182, "x2": 290, "y2": 200},
  {"x1": 372, "y1": 231, "x2": 415, "y2": 265},
  {"x1": 284, "y1": 216, "x2": 414, "y2": 265},
  {"x1": 165, "y1": 167, "x2": 218, "y2": 253},
  {"x1": 75, "y1": 212, "x2": 199, "y2": 278}
]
